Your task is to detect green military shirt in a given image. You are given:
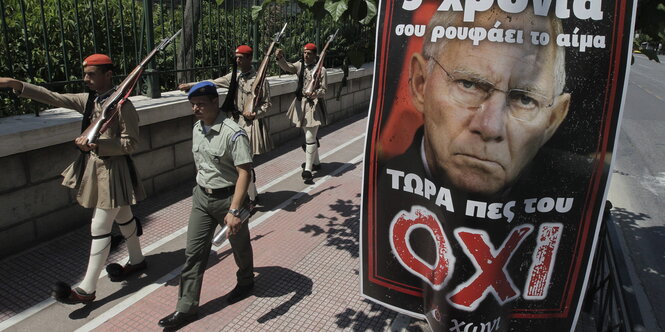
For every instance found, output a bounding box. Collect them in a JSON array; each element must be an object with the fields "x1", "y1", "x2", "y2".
[{"x1": 192, "y1": 113, "x2": 252, "y2": 189}]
